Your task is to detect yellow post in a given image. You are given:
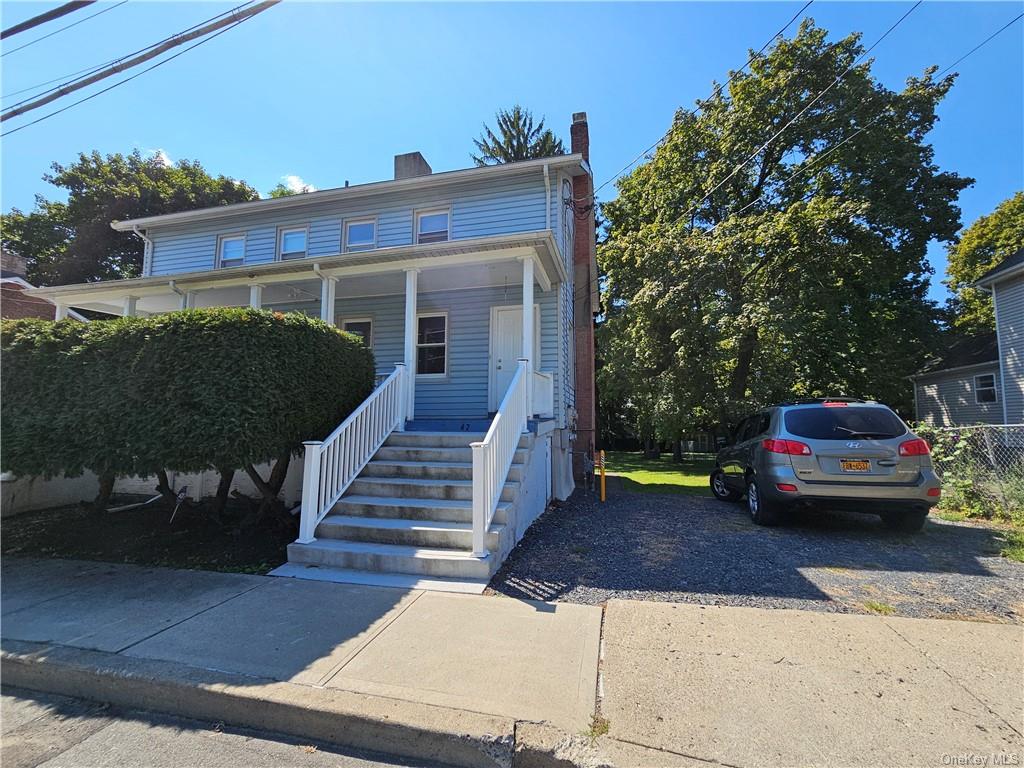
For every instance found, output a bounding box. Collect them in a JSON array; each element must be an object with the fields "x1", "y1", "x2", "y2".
[{"x1": 599, "y1": 449, "x2": 606, "y2": 502}]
